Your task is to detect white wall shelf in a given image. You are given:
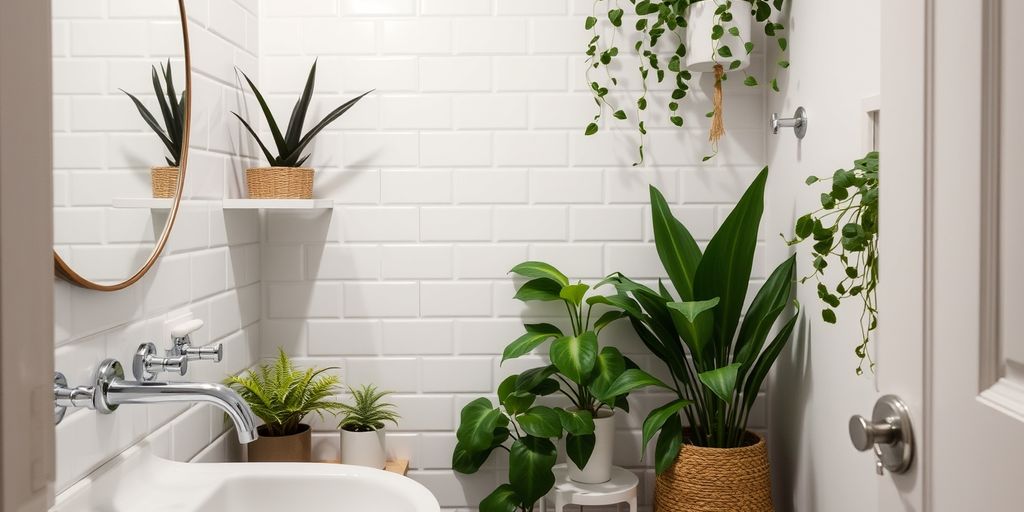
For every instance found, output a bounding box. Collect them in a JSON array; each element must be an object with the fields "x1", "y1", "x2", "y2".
[
  {"x1": 221, "y1": 199, "x2": 335, "y2": 210},
  {"x1": 111, "y1": 198, "x2": 174, "y2": 209}
]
